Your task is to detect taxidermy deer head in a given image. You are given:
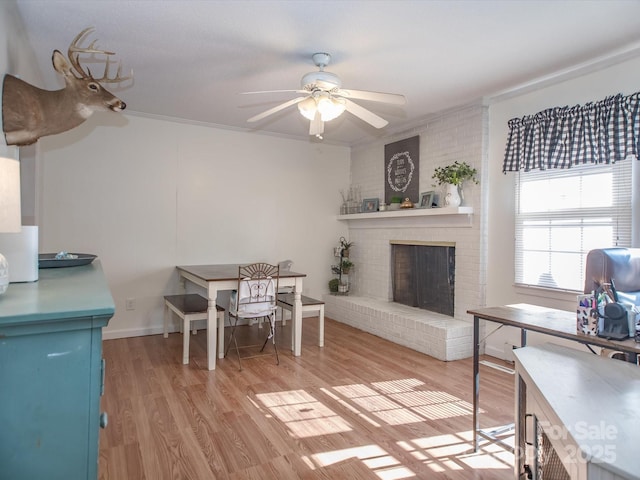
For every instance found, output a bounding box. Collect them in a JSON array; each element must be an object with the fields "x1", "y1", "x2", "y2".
[{"x1": 2, "y1": 27, "x2": 130, "y2": 146}]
